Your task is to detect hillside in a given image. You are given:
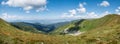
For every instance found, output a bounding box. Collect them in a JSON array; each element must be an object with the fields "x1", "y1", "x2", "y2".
[
  {"x1": 0, "y1": 18, "x2": 71, "y2": 44},
  {"x1": 10, "y1": 22, "x2": 43, "y2": 33},
  {"x1": 77, "y1": 14, "x2": 120, "y2": 44},
  {"x1": 10, "y1": 21, "x2": 70, "y2": 34},
  {"x1": 53, "y1": 14, "x2": 120, "y2": 35},
  {"x1": 1, "y1": 14, "x2": 120, "y2": 44}
]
